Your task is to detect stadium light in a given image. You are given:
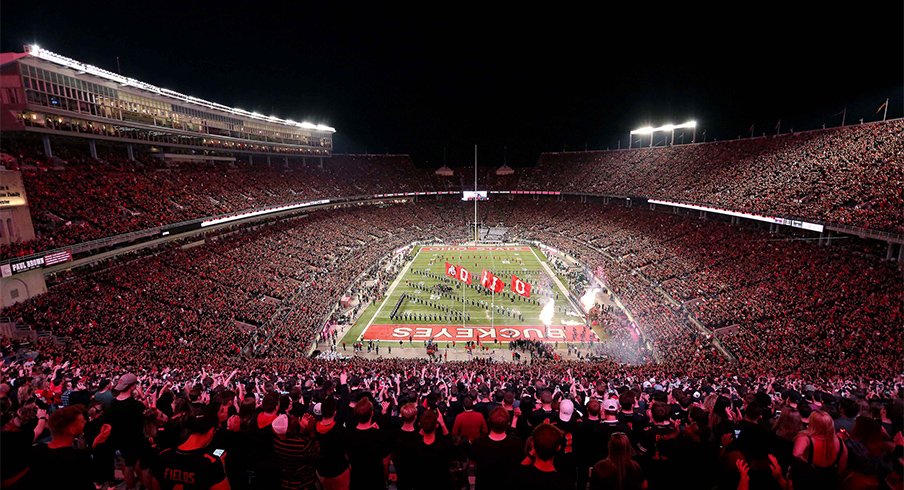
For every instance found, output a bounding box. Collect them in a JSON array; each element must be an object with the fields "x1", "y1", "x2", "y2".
[
  {"x1": 23, "y1": 44, "x2": 336, "y2": 134},
  {"x1": 629, "y1": 120, "x2": 698, "y2": 148},
  {"x1": 676, "y1": 120, "x2": 697, "y2": 143}
]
